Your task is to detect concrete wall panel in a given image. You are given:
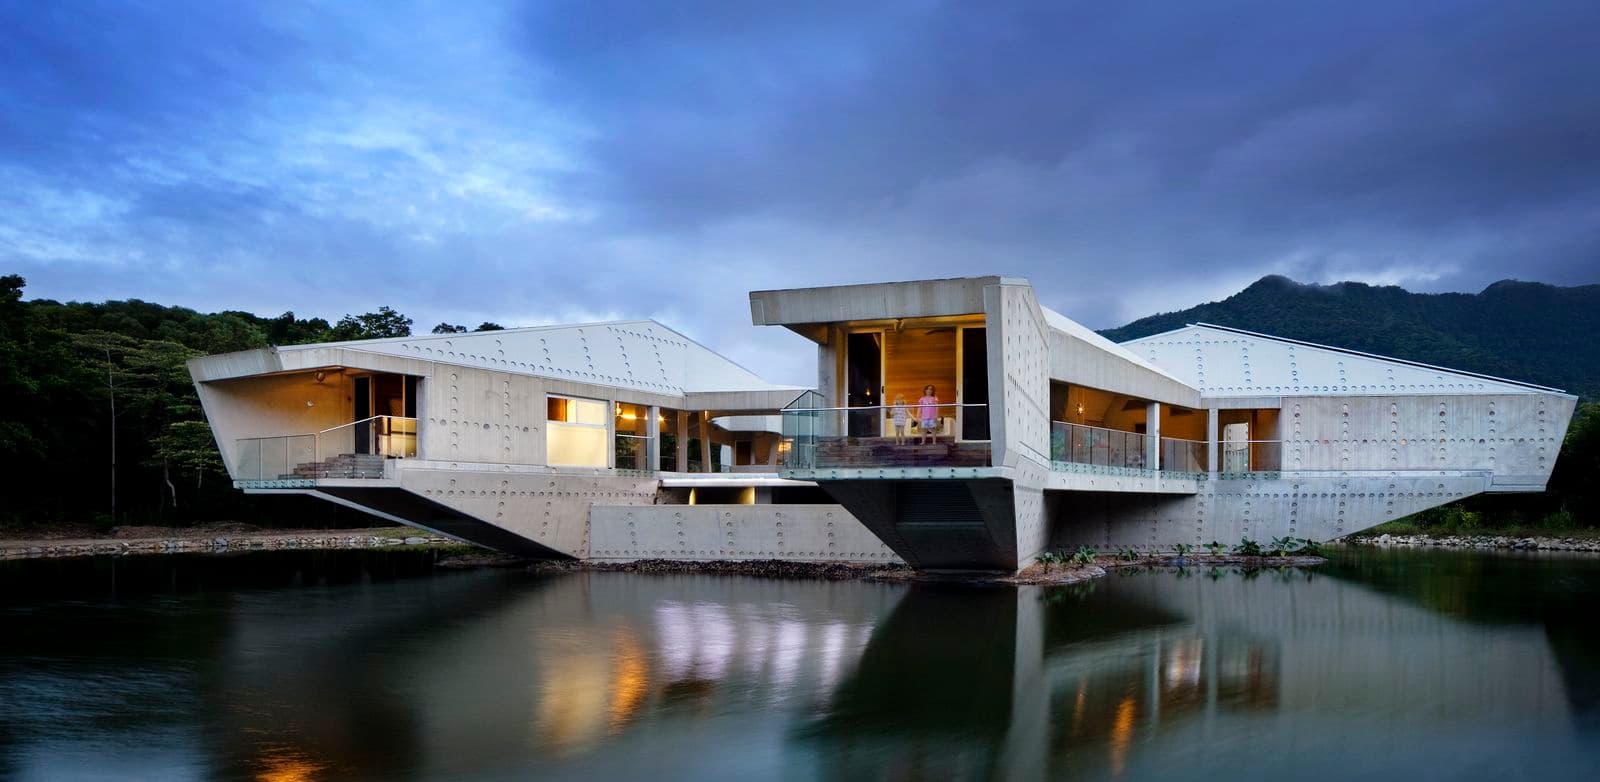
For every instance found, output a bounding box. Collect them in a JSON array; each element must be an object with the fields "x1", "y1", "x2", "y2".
[
  {"x1": 397, "y1": 465, "x2": 661, "y2": 557},
  {"x1": 589, "y1": 504, "x2": 901, "y2": 562}
]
